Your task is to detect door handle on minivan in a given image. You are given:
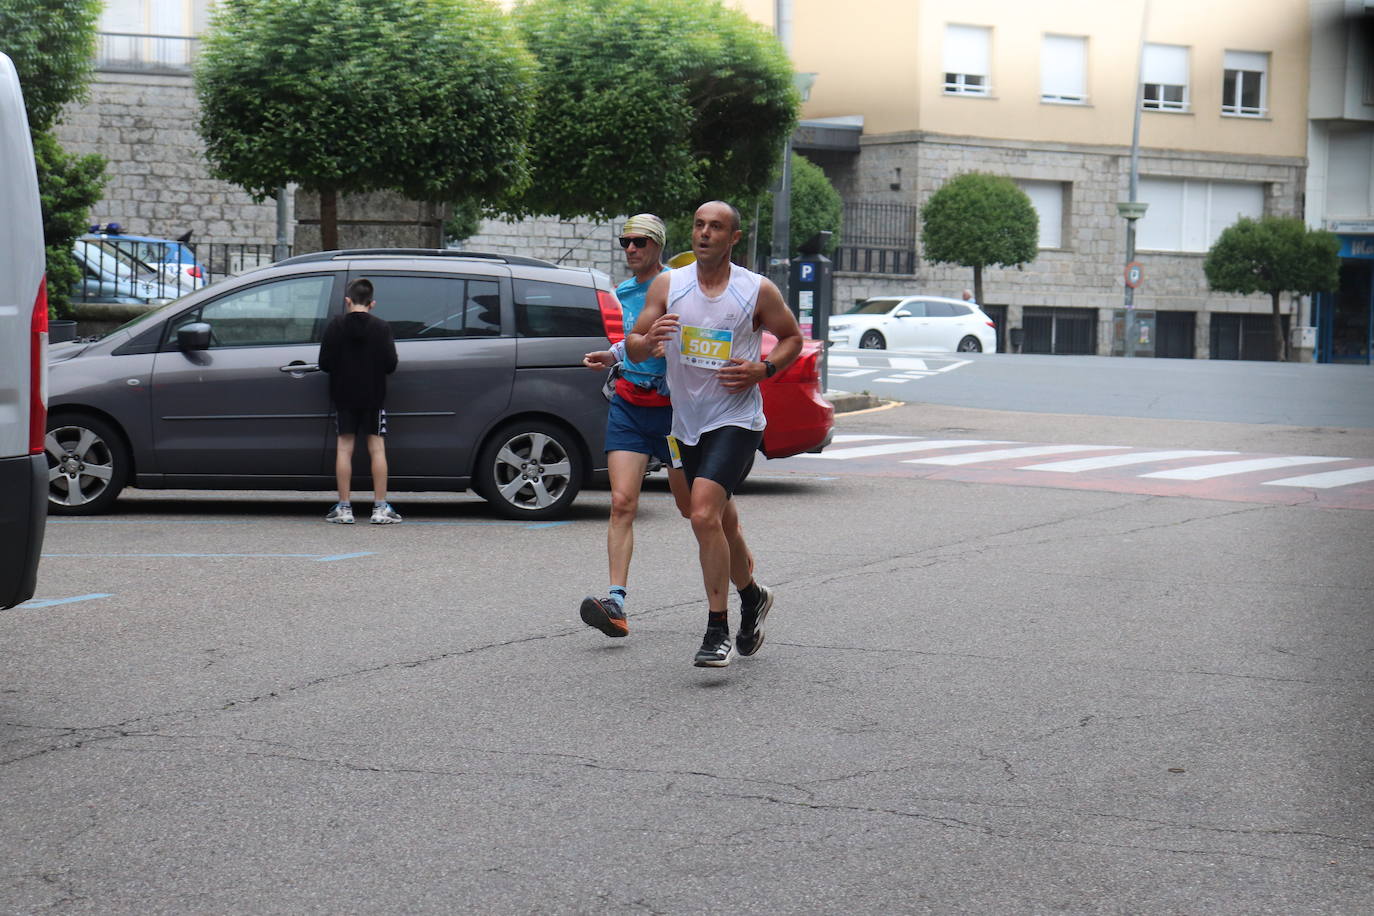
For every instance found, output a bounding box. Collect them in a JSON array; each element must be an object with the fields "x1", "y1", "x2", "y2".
[{"x1": 280, "y1": 361, "x2": 320, "y2": 376}]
